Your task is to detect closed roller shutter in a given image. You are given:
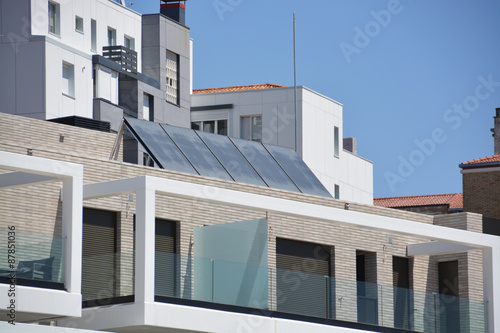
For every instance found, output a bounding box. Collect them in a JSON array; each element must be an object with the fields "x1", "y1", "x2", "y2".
[
  {"x1": 82, "y1": 208, "x2": 117, "y2": 302},
  {"x1": 276, "y1": 238, "x2": 331, "y2": 318},
  {"x1": 155, "y1": 218, "x2": 177, "y2": 297}
]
